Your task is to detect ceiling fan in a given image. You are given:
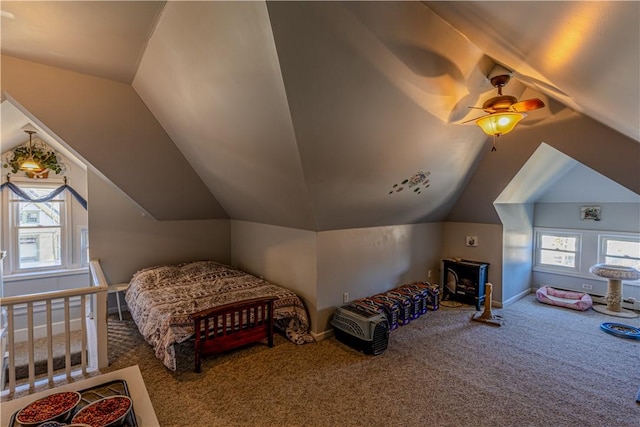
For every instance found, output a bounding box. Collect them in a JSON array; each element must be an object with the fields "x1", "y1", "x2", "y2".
[{"x1": 465, "y1": 66, "x2": 545, "y2": 142}]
